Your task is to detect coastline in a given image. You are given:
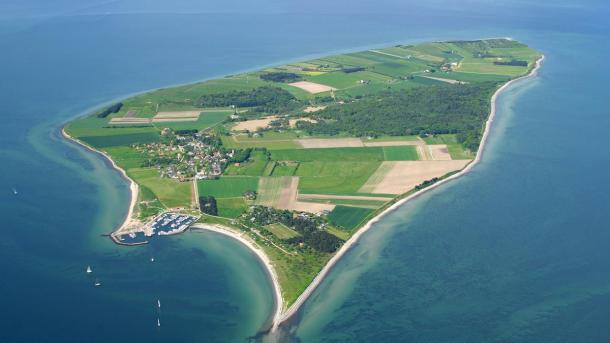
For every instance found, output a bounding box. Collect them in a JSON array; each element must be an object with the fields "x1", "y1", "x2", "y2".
[
  {"x1": 59, "y1": 53, "x2": 544, "y2": 332},
  {"x1": 61, "y1": 128, "x2": 140, "y2": 238},
  {"x1": 275, "y1": 54, "x2": 545, "y2": 326},
  {"x1": 190, "y1": 224, "x2": 284, "y2": 331}
]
